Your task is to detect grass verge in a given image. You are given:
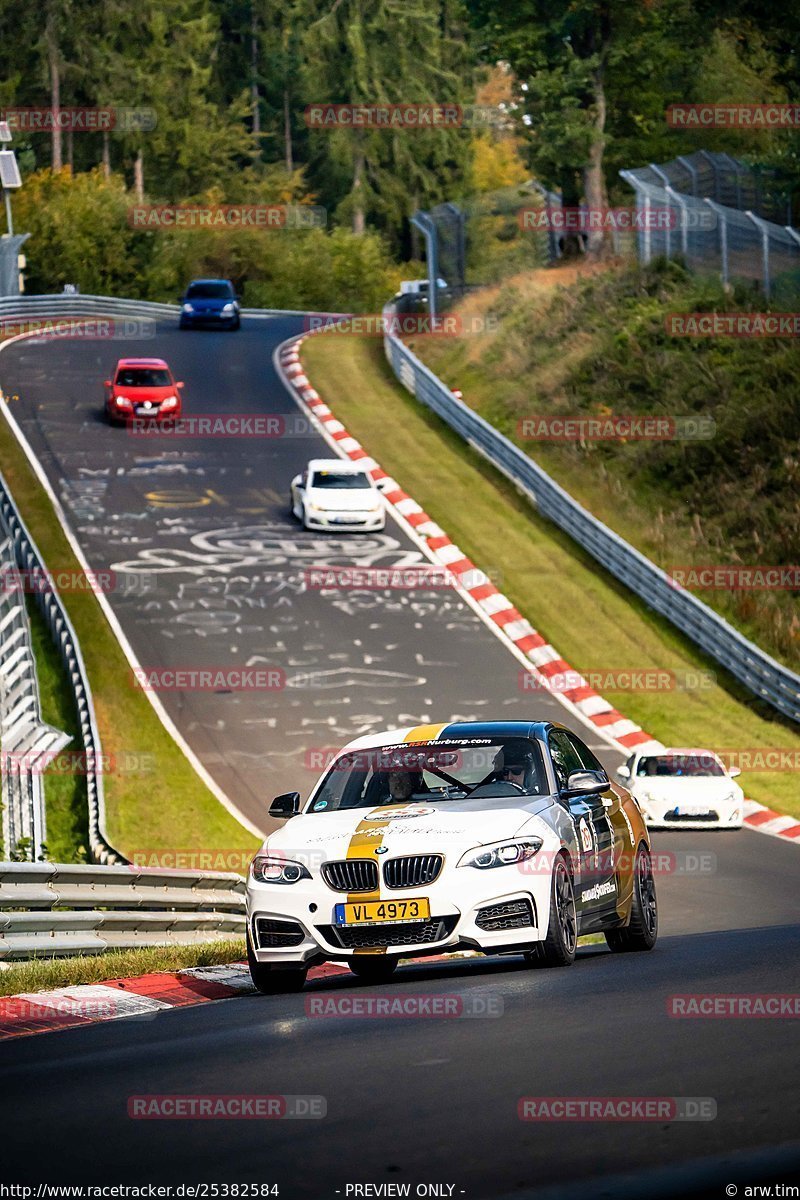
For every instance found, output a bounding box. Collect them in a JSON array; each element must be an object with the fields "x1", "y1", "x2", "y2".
[
  {"x1": 300, "y1": 332, "x2": 800, "y2": 819},
  {"x1": 26, "y1": 598, "x2": 89, "y2": 862},
  {"x1": 0, "y1": 404, "x2": 259, "y2": 860},
  {"x1": 0, "y1": 939, "x2": 246, "y2": 997}
]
